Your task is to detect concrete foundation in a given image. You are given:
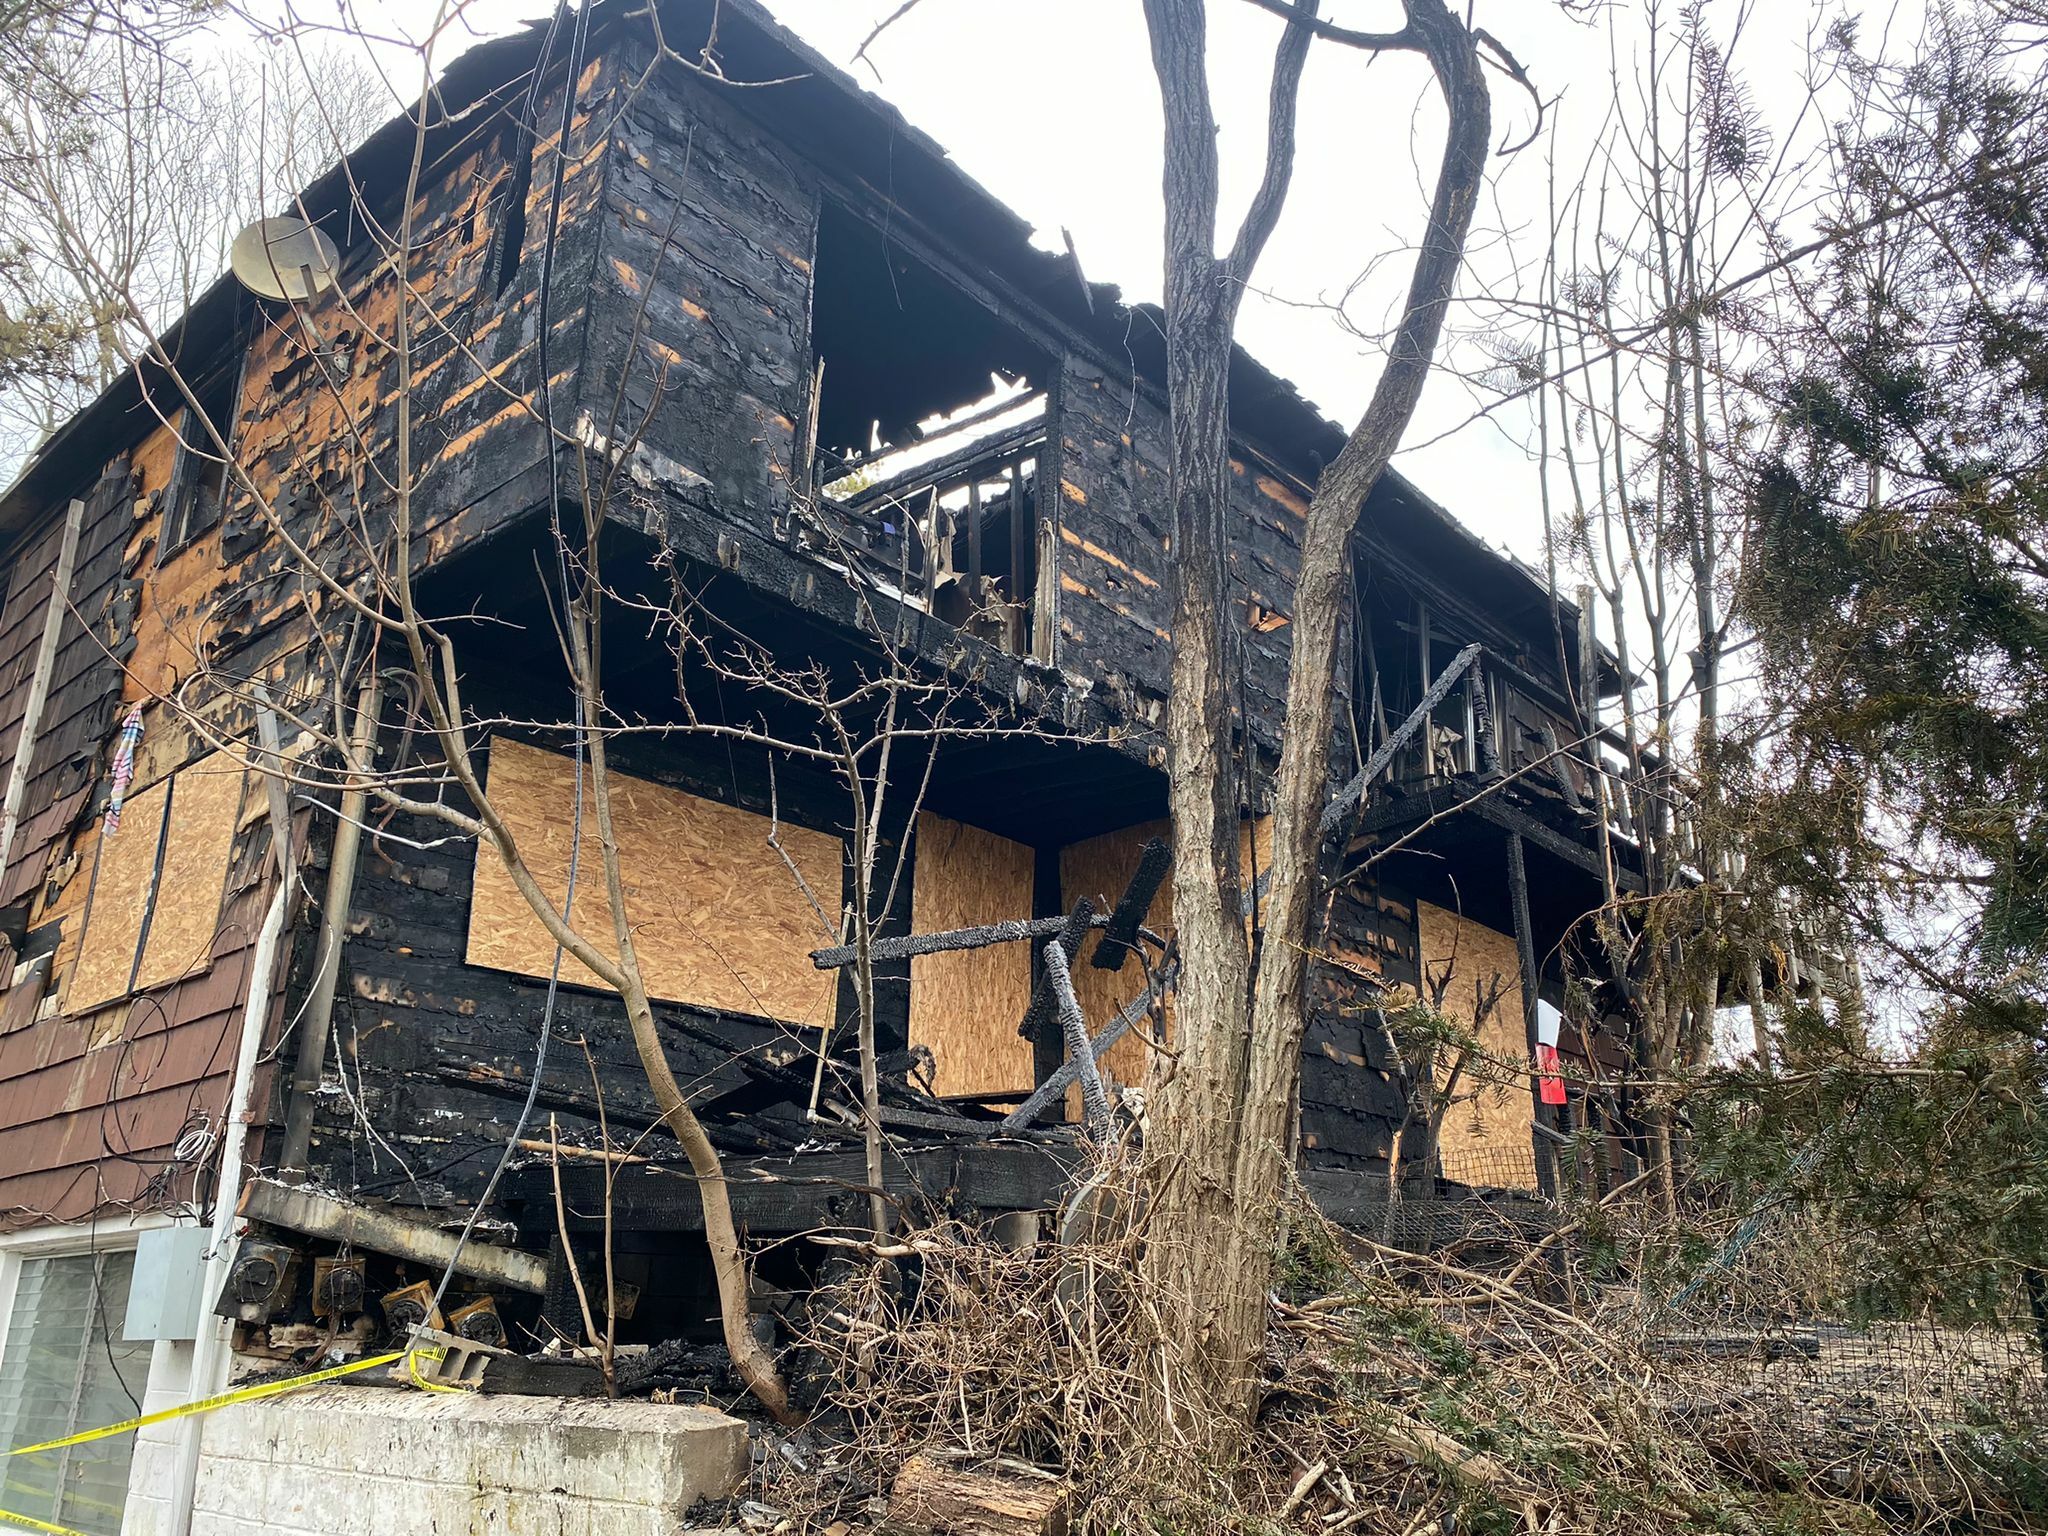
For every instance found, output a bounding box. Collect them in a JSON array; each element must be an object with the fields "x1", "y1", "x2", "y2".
[{"x1": 182, "y1": 1383, "x2": 748, "y2": 1535}]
